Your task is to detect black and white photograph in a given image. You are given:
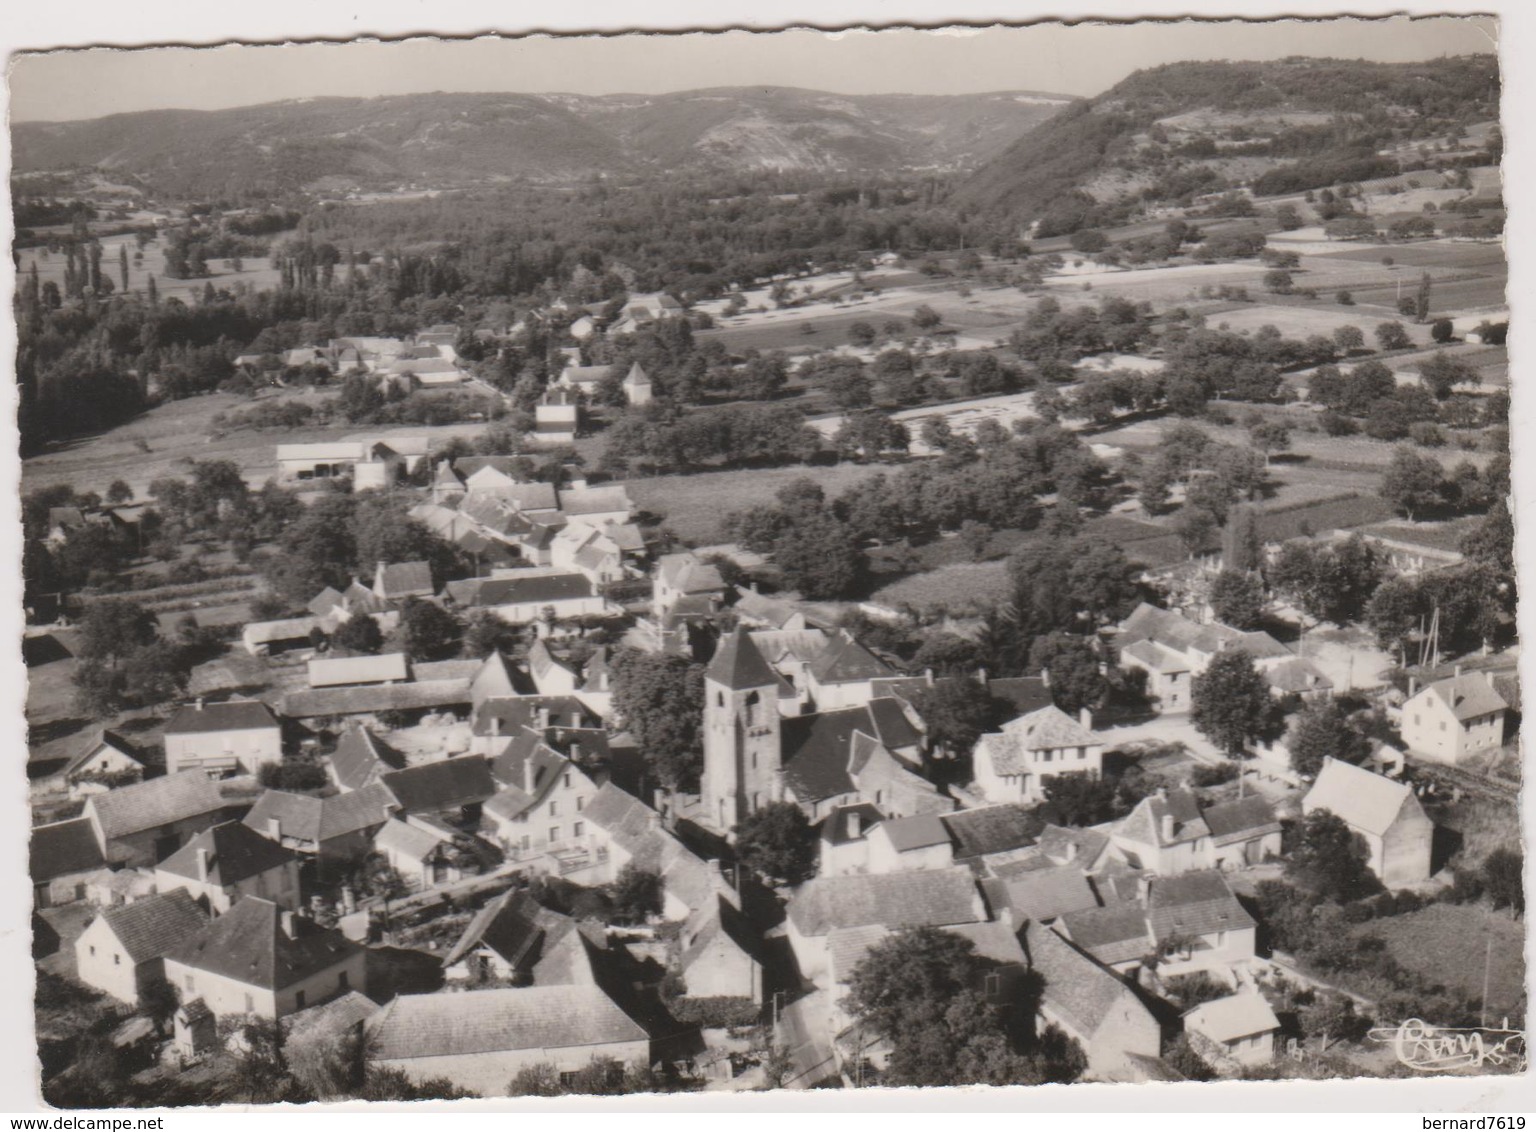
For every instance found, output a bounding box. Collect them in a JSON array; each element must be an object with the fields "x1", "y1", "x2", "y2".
[{"x1": 5, "y1": 4, "x2": 1526, "y2": 1111}]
